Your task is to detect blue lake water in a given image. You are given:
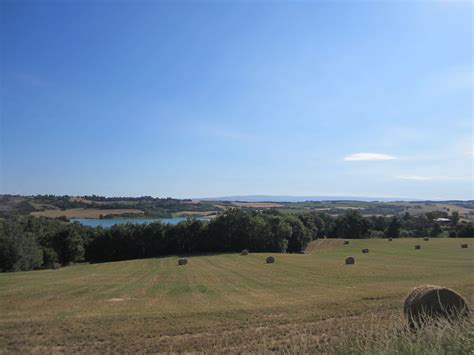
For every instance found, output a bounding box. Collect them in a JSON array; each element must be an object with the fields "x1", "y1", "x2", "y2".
[{"x1": 70, "y1": 217, "x2": 209, "y2": 228}]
